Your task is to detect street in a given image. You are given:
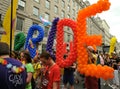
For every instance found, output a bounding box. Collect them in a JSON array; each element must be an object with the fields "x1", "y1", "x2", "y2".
[{"x1": 60, "y1": 72, "x2": 120, "y2": 89}]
